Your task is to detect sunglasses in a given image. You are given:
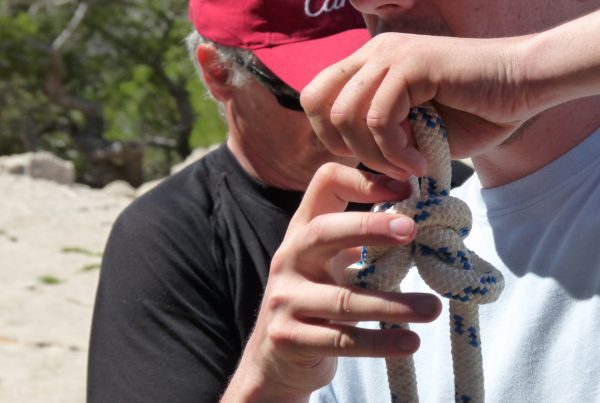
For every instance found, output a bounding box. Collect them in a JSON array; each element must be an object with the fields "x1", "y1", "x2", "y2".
[{"x1": 235, "y1": 56, "x2": 303, "y2": 112}]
